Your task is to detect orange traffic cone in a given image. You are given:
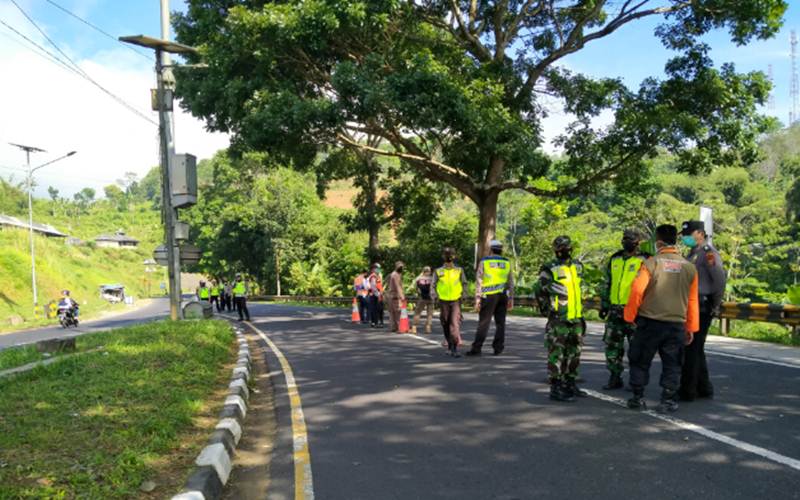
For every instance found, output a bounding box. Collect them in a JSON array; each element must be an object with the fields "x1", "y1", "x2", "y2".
[
  {"x1": 398, "y1": 301, "x2": 410, "y2": 333},
  {"x1": 351, "y1": 297, "x2": 361, "y2": 323}
]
